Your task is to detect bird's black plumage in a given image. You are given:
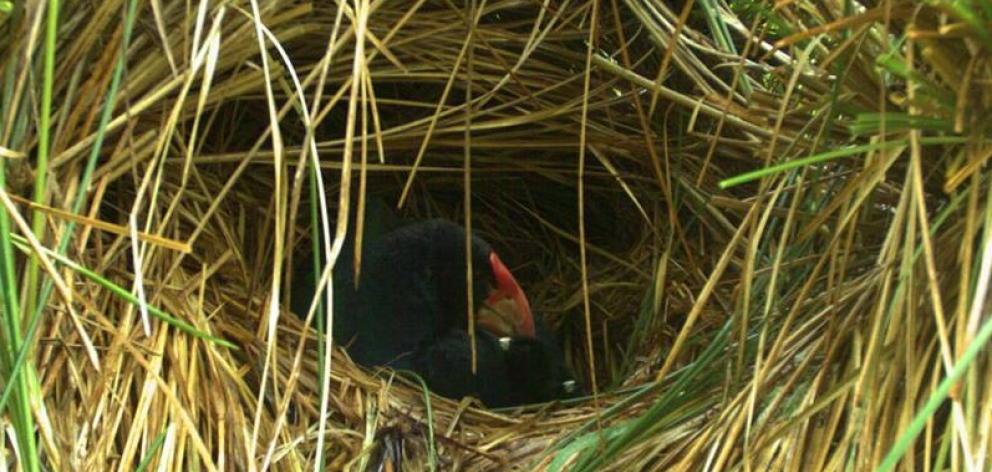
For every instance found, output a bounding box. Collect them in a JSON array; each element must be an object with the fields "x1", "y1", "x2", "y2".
[
  {"x1": 504, "y1": 313, "x2": 581, "y2": 404},
  {"x1": 412, "y1": 329, "x2": 511, "y2": 406},
  {"x1": 413, "y1": 315, "x2": 580, "y2": 407},
  {"x1": 290, "y1": 205, "x2": 578, "y2": 406},
  {"x1": 294, "y1": 219, "x2": 502, "y2": 369}
]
